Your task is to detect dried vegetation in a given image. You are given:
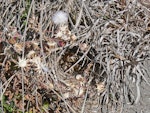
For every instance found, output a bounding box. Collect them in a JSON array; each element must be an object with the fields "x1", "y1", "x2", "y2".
[{"x1": 0, "y1": 0, "x2": 150, "y2": 113}]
